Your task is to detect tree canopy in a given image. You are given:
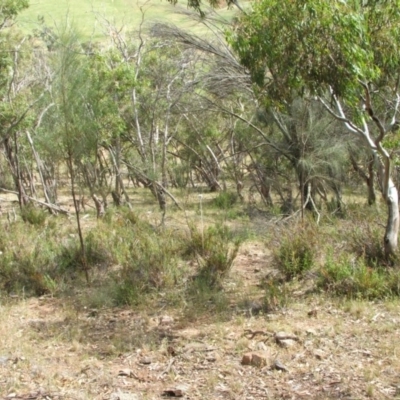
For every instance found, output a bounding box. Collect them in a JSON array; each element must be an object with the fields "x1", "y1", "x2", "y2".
[{"x1": 227, "y1": 0, "x2": 400, "y2": 106}]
